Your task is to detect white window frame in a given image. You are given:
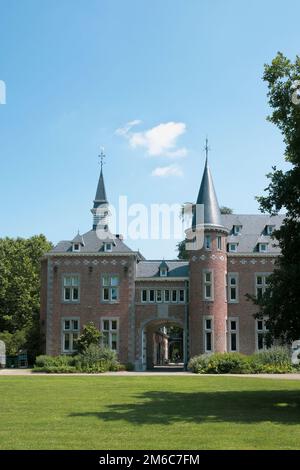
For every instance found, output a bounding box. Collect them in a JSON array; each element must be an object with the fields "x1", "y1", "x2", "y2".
[
  {"x1": 72, "y1": 243, "x2": 80, "y2": 252},
  {"x1": 204, "y1": 235, "x2": 212, "y2": 250},
  {"x1": 171, "y1": 289, "x2": 178, "y2": 303},
  {"x1": 203, "y1": 316, "x2": 213, "y2": 353},
  {"x1": 228, "y1": 317, "x2": 239, "y2": 352},
  {"x1": 141, "y1": 289, "x2": 148, "y2": 303},
  {"x1": 217, "y1": 236, "x2": 222, "y2": 251},
  {"x1": 228, "y1": 243, "x2": 238, "y2": 253},
  {"x1": 258, "y1": 243, "x2": 268, "y2": 253},
  {"x1": 62, "y1": 275, "x2": 80, "y2": 303},
  {"x1": 203, "y1": 269, "x2": 214, "y2": 301},
  {"x1": 266, "y1": 225, "x2": 274, "y2": 235},
  {"x1": 101, "y1": 318, "x2": 119, "y2": 352},
  {"x1": 228, "y1": 273, "x2": 239, "y2": 303},
  {"x1": 255, "y1": 318, "x2": 269, "y2": 351},
  {"x1": 62, "y1": 317, "x2": 80, "y2": 353},
  {"x1": 156, "y1": 289, "x2": 162, "y2": 303},
  {"x1": 104, "y1": 242, "x2": 112, "y2": 252},
  {"x1": 179, "y1": 289, "x2": 185, "y2": 303},
  {"x1": 255, "y1": 273, "x2": 270, "y2": 298},
  {"x1": 164, "y1": 289, "x2": 170, "y2": 303},
  {"x1": 102, "y1": 274, "x2": 119, "y2": 302},
  {"x1": 149, "y1": 289, "x2": 155, "y2": 303}
]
